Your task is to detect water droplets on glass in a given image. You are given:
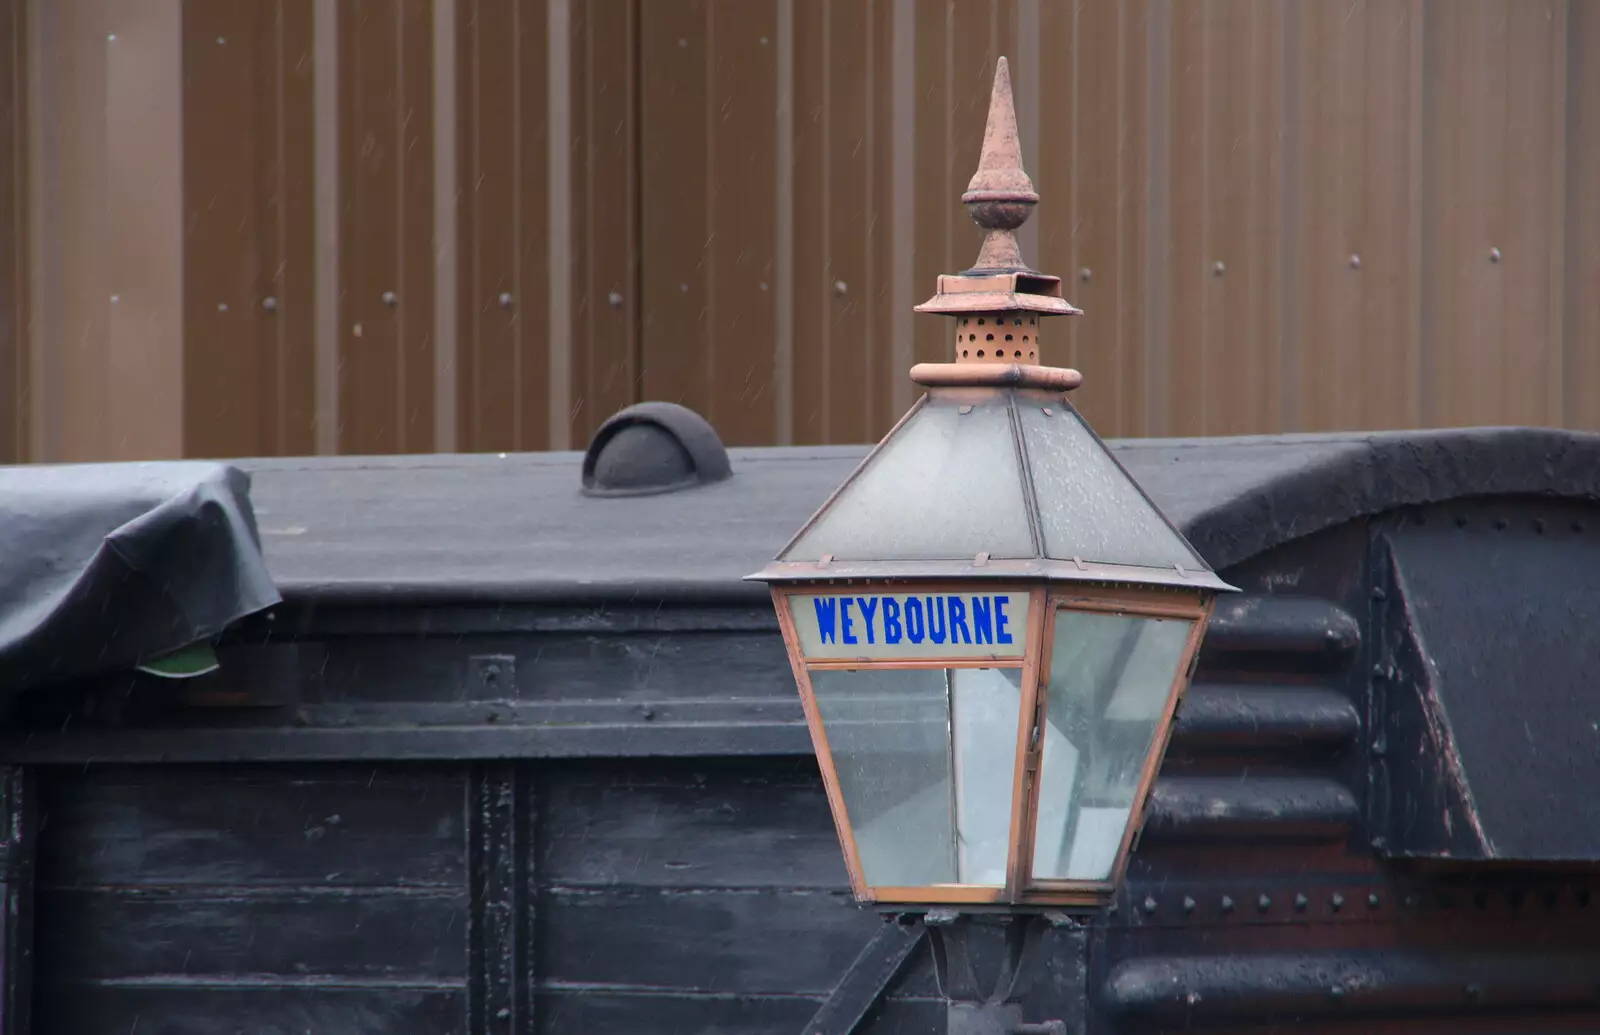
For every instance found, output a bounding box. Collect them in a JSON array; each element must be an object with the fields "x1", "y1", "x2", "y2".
[
  {"x1": 783, "y1": 396, "x2": 1035, "y2": 562},
  {"x1": 1019, "y1": 405, "x2": 1204, "y2": 570}
]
